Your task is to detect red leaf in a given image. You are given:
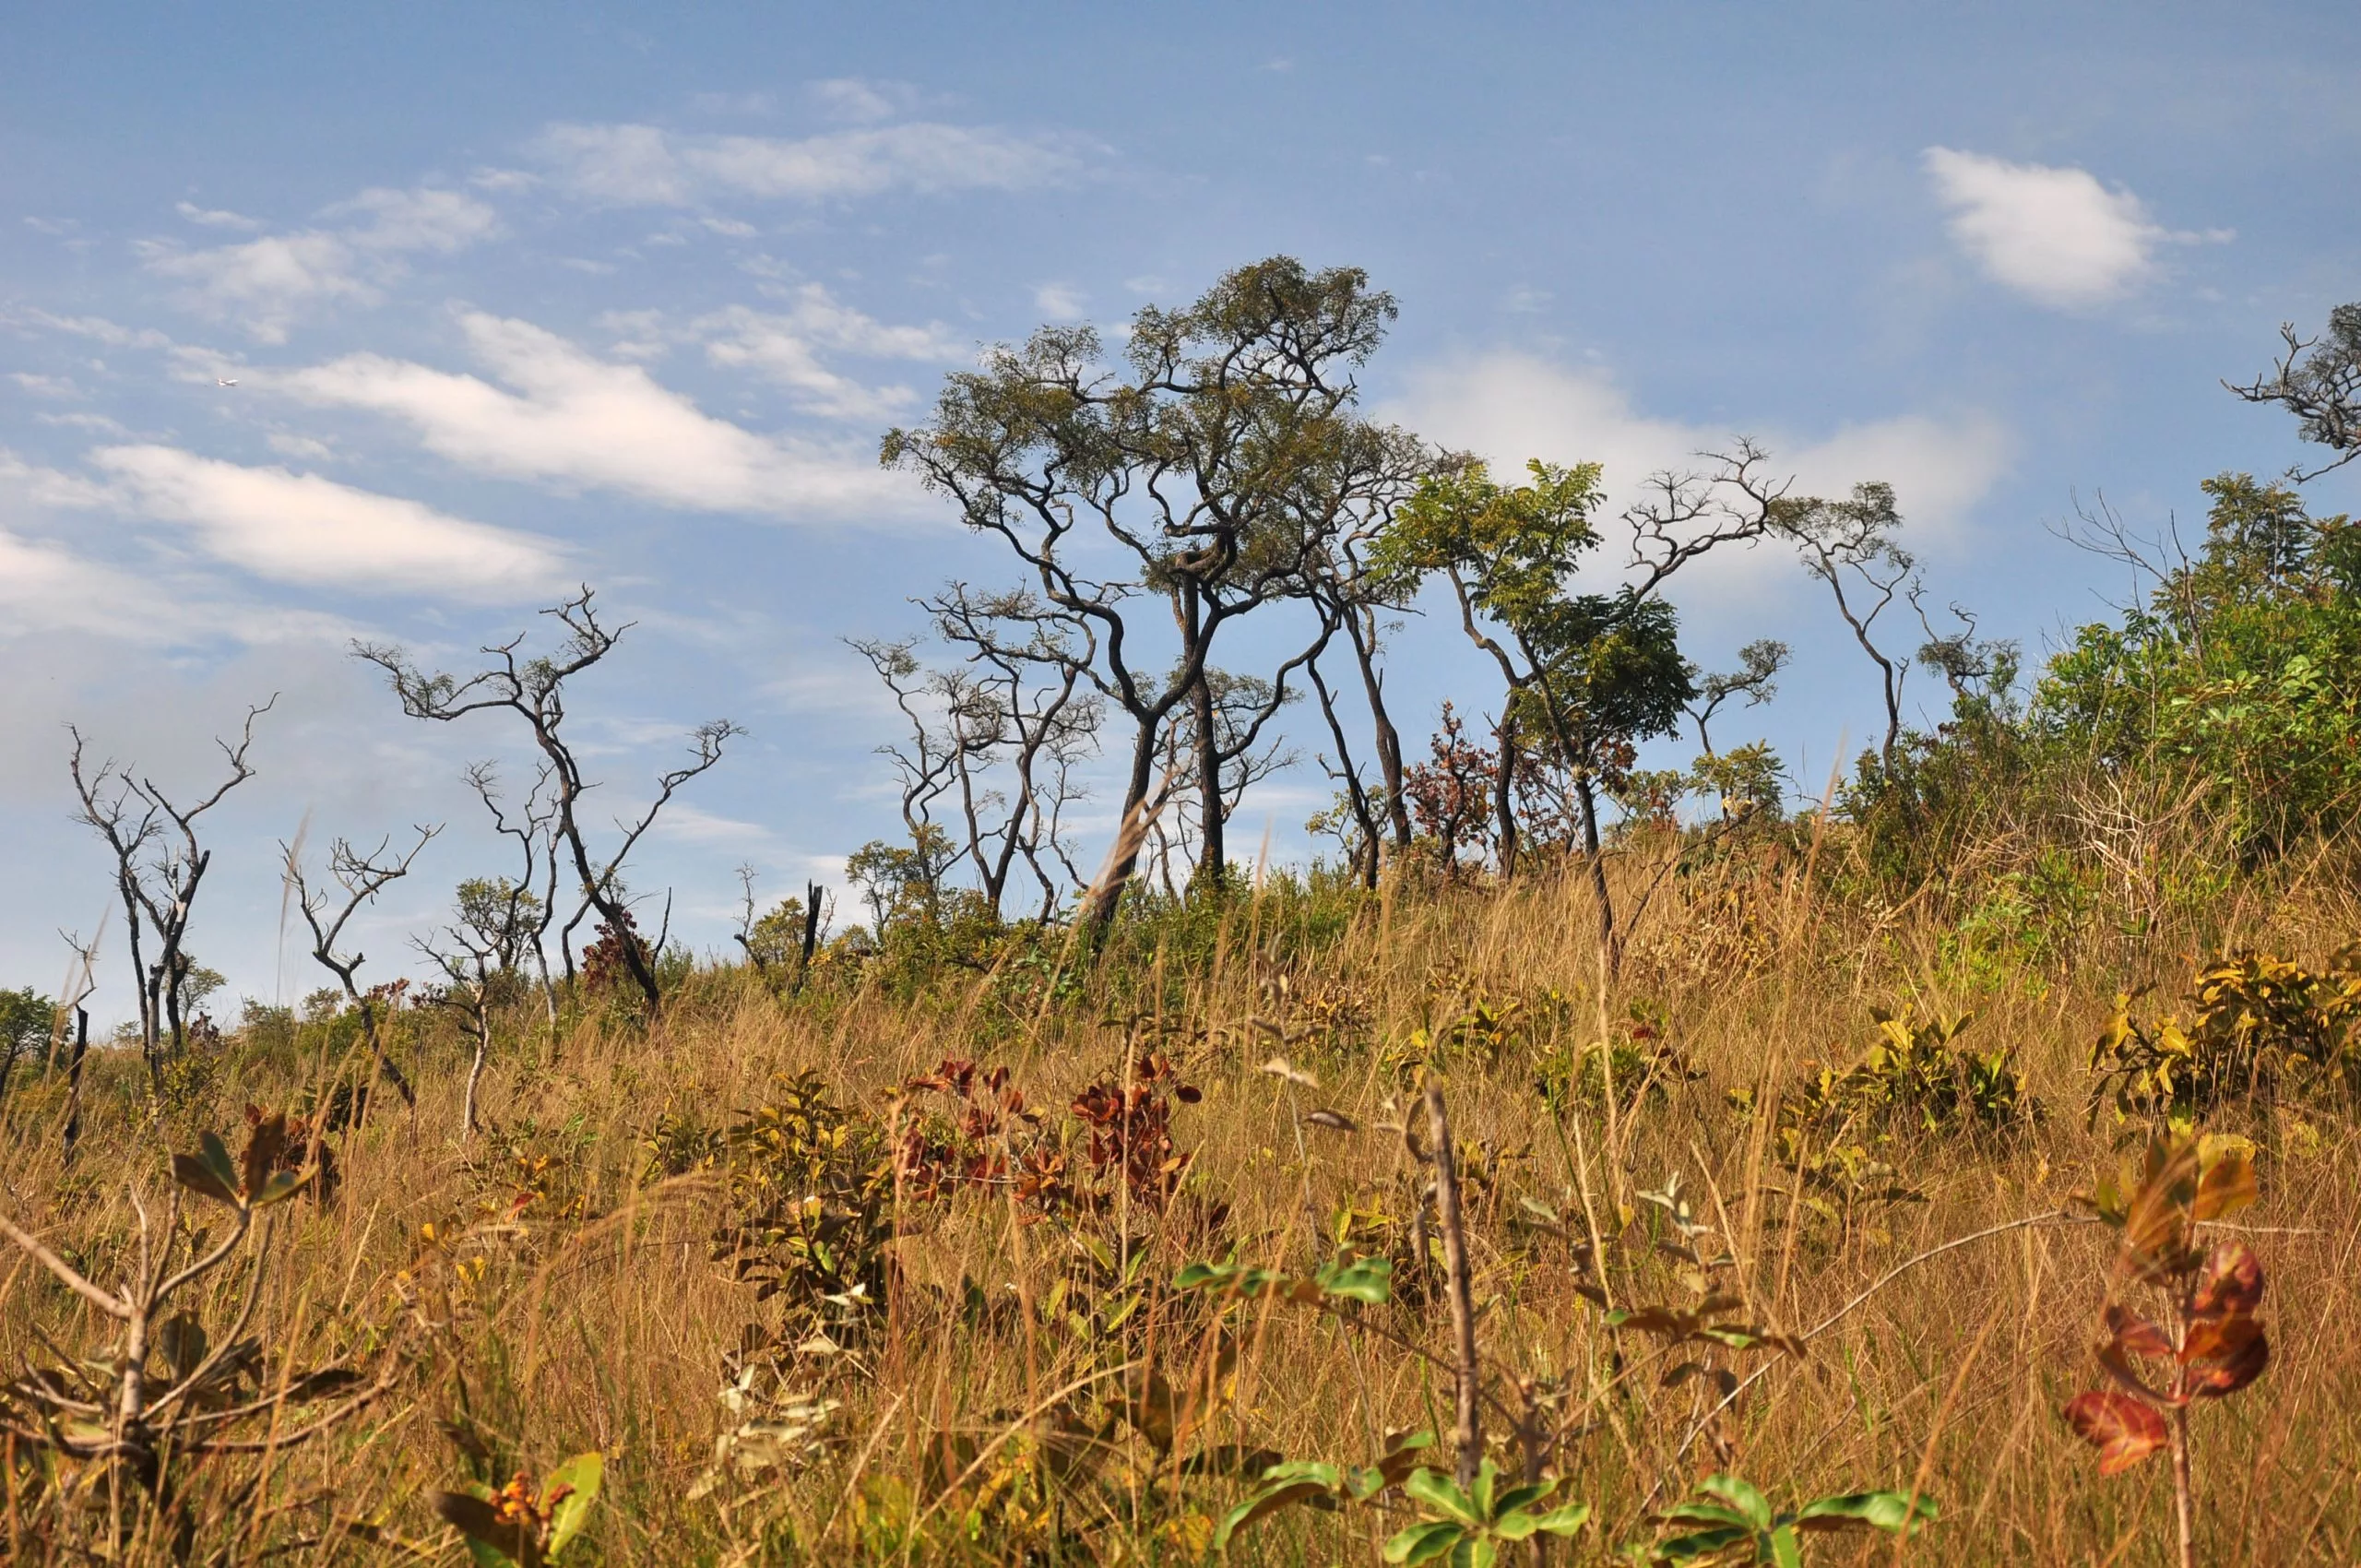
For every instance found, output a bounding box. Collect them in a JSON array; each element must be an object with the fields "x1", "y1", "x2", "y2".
[
  {"x1": 2185, "y1": 1324, "x2": 2269, "y2": 1399},
  {"x1": 2104, "y1": 1302, "x2": 2173, "y2": 1360},
  {"x1": 2189, "y1": 1241, "x2": 2263, "y2": 1319},
  {"x1": 2064, "y1": 1391, "x2": 2169, "y2": 1476}
]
